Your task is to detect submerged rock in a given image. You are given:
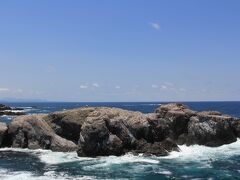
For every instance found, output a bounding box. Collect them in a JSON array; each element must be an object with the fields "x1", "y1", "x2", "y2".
[{"x1": 0, "y1": 103, "x2": 239, "y2": 157}]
